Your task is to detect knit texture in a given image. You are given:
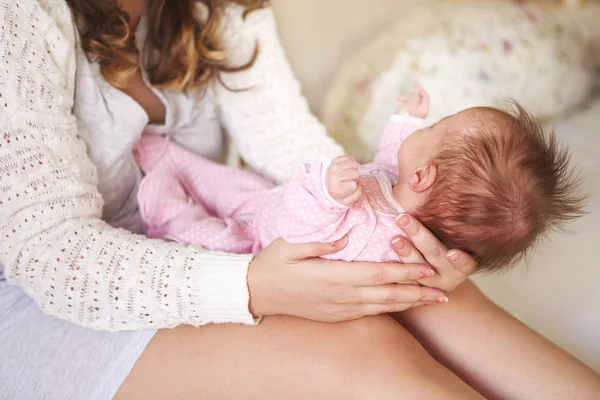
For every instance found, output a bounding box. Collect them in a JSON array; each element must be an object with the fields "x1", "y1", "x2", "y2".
[{"x1": 0, "y1": 0, "x2": 343, "y2": 330}]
